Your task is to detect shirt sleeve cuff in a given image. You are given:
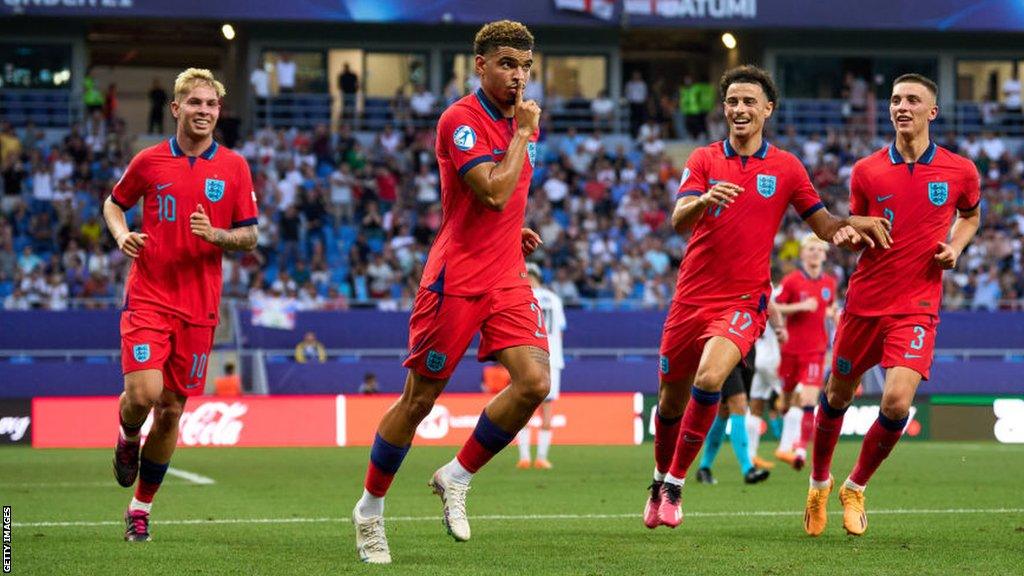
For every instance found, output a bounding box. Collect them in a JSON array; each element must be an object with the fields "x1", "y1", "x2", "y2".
[
  {"x1": 800, "y1": 202, "x2": 825, "y2": 220},
  {"x1": 110, "y1": 193, "x2": 133, "y2": 211},
  {"x1": 958, "y1": 200, "x2": 980, "y2": 214},
  {"x1": 457, "y1": 155, "x2": 494, "y2": 177},
  {"x1": 231, "y1": 217, "x2": 259, "y2": 229},
  {"x1": 676, "y1": 189, "x2": 702, "y2": 199}
]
